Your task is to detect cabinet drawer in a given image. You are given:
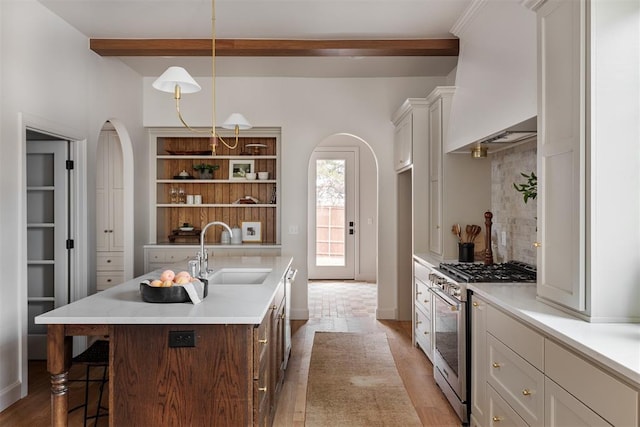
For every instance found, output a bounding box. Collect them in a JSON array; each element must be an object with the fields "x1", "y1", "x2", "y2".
[
  {"x1": 165, "y1": 250, "x2": 193, "y2": 264},
  {"x1": 97, "y1": 252, "x2": 124, "y2": 270},
  {"x1": 414, "y1": 279, "x2": 432, "y2": 316},
  {"x1": 486, "y1": 304, "x2": 544, "y2": 370},
  {"x1": 253, "y1": 317, "x2": 269, "y2": 380},
  {"x1": 487, "y1": 333, "x2": 544, "y2": 426},
  {"x1": 414, "y1": 306, "x2": 432, "y2": 358},
  {"x1": 414, "y1": 261, "x2": 431, "y2": 283},
  {"x1": 487, "y1": 384, "x2": 528, "y2": 427},
  {"x1": 545, "y1": 340, "x2": 638, "y2": 427},
  {"x1": 97, "y1": 271, "x2": 124, "y2": 290}
]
